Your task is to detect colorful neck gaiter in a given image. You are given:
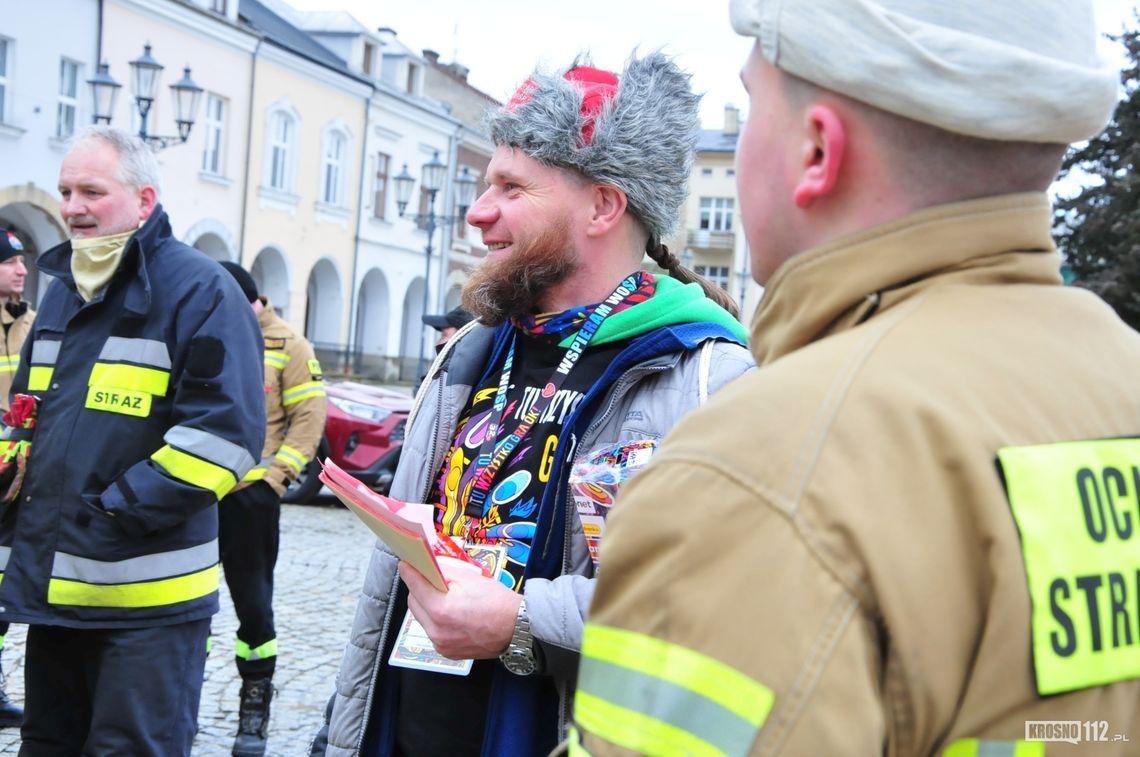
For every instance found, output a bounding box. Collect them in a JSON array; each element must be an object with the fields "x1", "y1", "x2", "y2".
[{"x1": 511, "y1": 270, "x2": 656, "y2": 343}]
